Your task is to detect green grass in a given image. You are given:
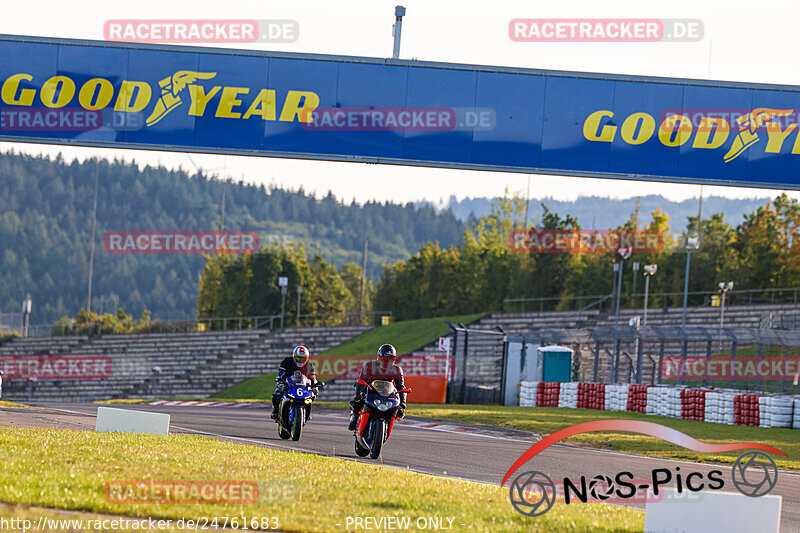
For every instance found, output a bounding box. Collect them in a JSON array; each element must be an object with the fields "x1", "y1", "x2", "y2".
[
  {"x1": 320, "y1": 314, "x2": 484, "y2": 355},
  {"x1": 318, "y1": 403, "x2": 800, "y2": 470},
  {"x1": 212, "y1": 314, "x2": 482, "y2": 398},
  {"x1": 0, "y1": 427, "x2": 643, "y2": 532},
  {"x1": 210, "y1": 372, "x2": 278, "y2": 401}
]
